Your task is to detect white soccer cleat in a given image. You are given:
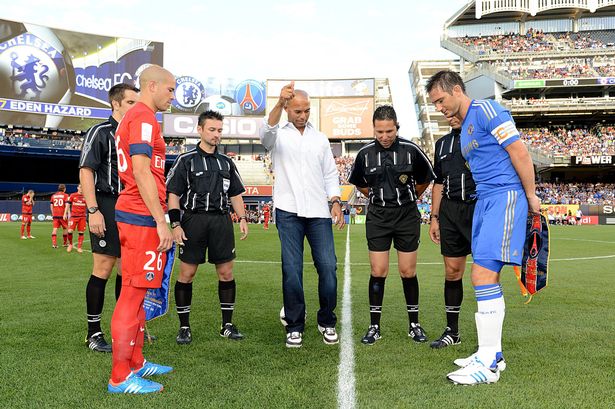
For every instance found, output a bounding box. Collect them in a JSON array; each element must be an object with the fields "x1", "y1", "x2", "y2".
[
  {"x1": 454, "y1": 353, "x2": 506, "y2": 372},
  {"x1": 447, "y1": 358, "x2": 500, "y2": 385}
]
